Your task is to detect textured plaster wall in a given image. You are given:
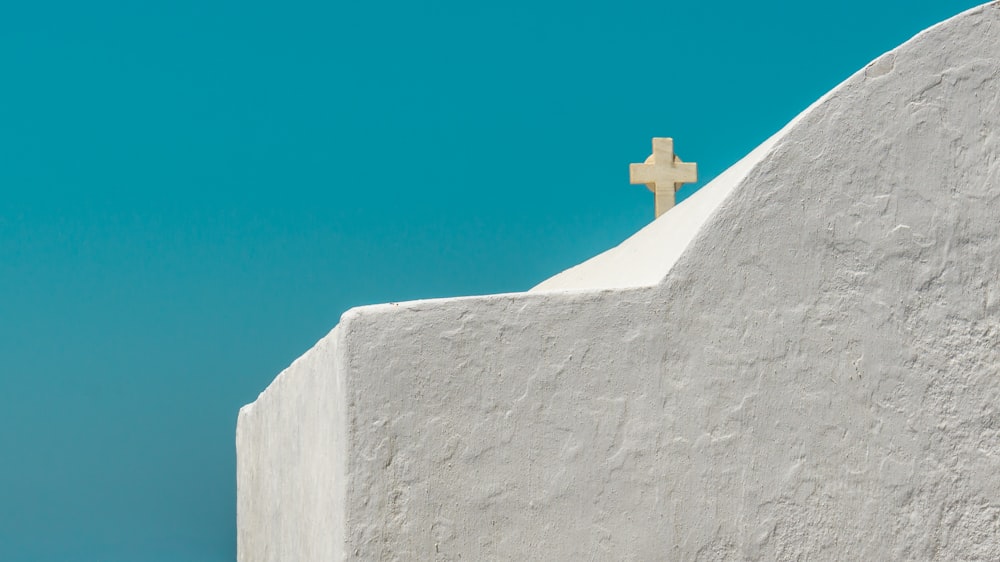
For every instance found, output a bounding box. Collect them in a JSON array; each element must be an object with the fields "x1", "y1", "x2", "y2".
[{"x1": 237, "y1": 4, "x2": 1000, "y2": 559}]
